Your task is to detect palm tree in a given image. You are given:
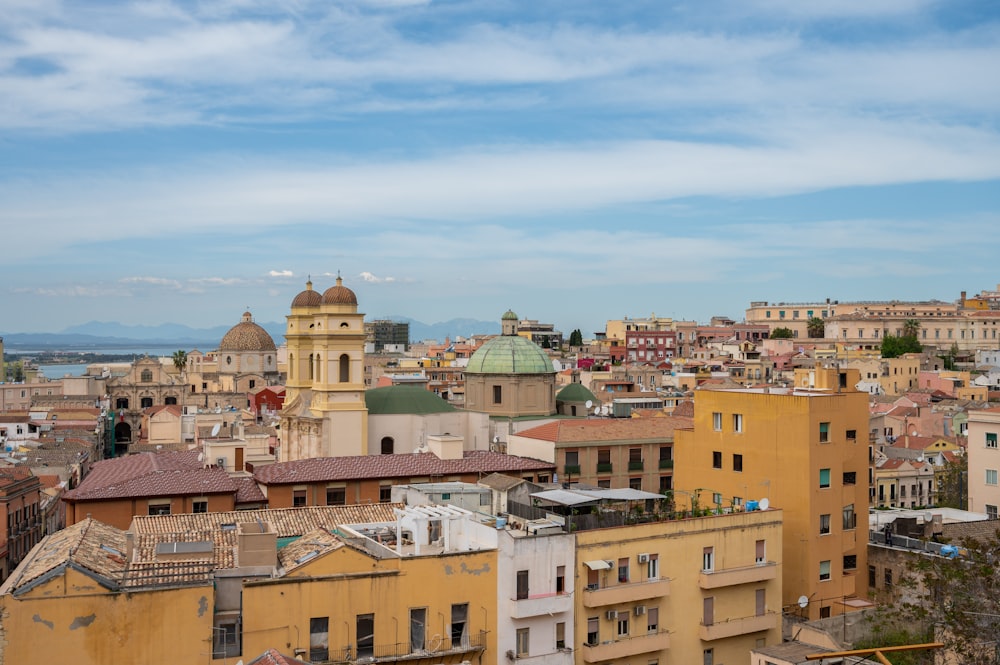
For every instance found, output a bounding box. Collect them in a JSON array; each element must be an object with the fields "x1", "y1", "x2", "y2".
[
  {"x1": 806, "y1": 317, "x2": 825, "y2": 339},
  {"x1": 171, "y1": 350, "x2": 188, "y2": 375},
  {"x1": 902, "y1": 318, "x2": 920, "y2": 339}
]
